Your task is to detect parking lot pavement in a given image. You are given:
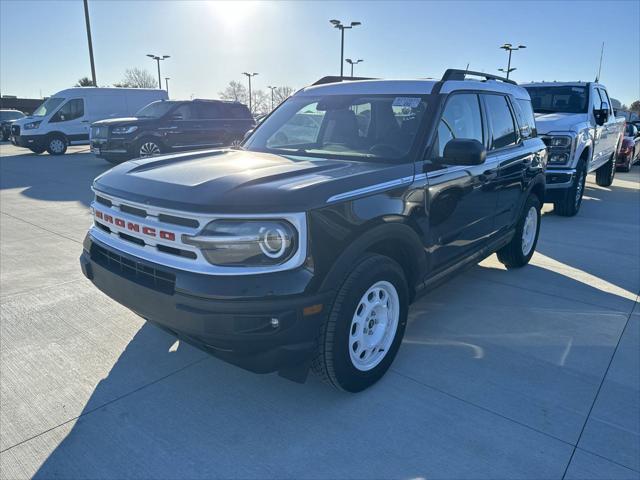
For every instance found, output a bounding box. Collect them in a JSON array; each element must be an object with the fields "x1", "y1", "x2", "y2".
[{"x1": 0, "y1": 142, "x2": 638, "y2": 479}]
